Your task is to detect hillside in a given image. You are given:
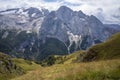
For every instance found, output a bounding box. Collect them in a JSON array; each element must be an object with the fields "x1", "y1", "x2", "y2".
[
  {"x1": 40, "y1": 51, "x2": 85, "y2": 66},
  {"x1": 82, "y1": 32, "x2": 120, "y2": 61},
  {"x1": 13, "y1": 58, "x2": 41, "y2": 72},
  {"x1": 12, "y1": 59, "x2": 120, "y2": 80},
  {"x1": 0, "y1": 52, "x2": 24, "y2": 80},
  {"x1": 0, "y1": 52, "x2": 41, "y2": 80}
]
